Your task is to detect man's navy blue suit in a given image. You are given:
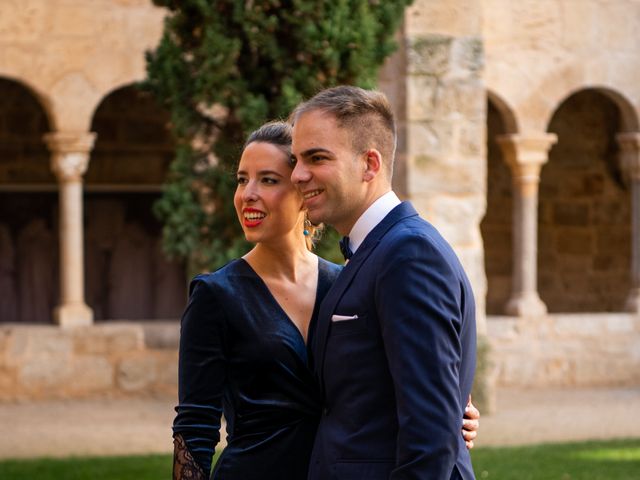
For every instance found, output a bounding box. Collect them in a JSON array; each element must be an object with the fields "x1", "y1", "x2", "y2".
[{"x1": 308, "y1": 202, "x2": 477, "y2": 480}]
